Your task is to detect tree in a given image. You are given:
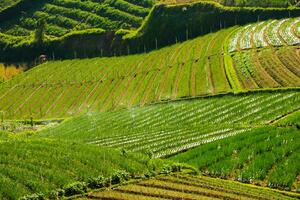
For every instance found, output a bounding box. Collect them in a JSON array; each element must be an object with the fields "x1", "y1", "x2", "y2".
[{"x1": 34, "y1": 19, "x2": 46, "y2": 45}]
